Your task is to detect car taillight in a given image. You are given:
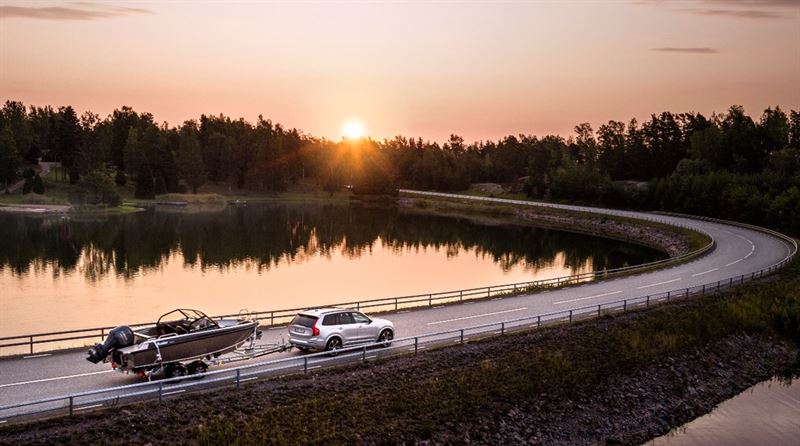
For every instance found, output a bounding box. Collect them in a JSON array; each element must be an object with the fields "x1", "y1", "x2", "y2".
[{"x1": 312, "y1": 319, "x2": 320, "y2": 336}]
